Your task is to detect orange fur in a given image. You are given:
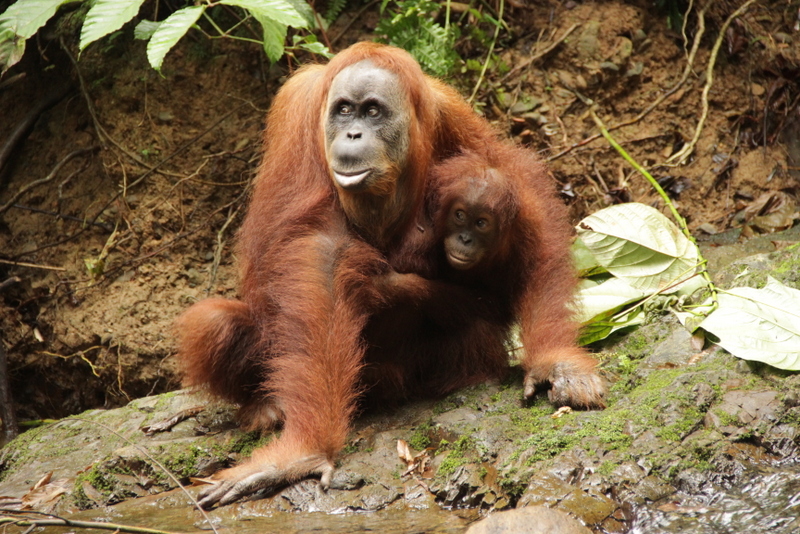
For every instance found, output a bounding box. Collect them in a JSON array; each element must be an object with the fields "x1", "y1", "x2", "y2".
[{"x1": 176, "y1": 43, "x2": 603, "y2": 508}]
